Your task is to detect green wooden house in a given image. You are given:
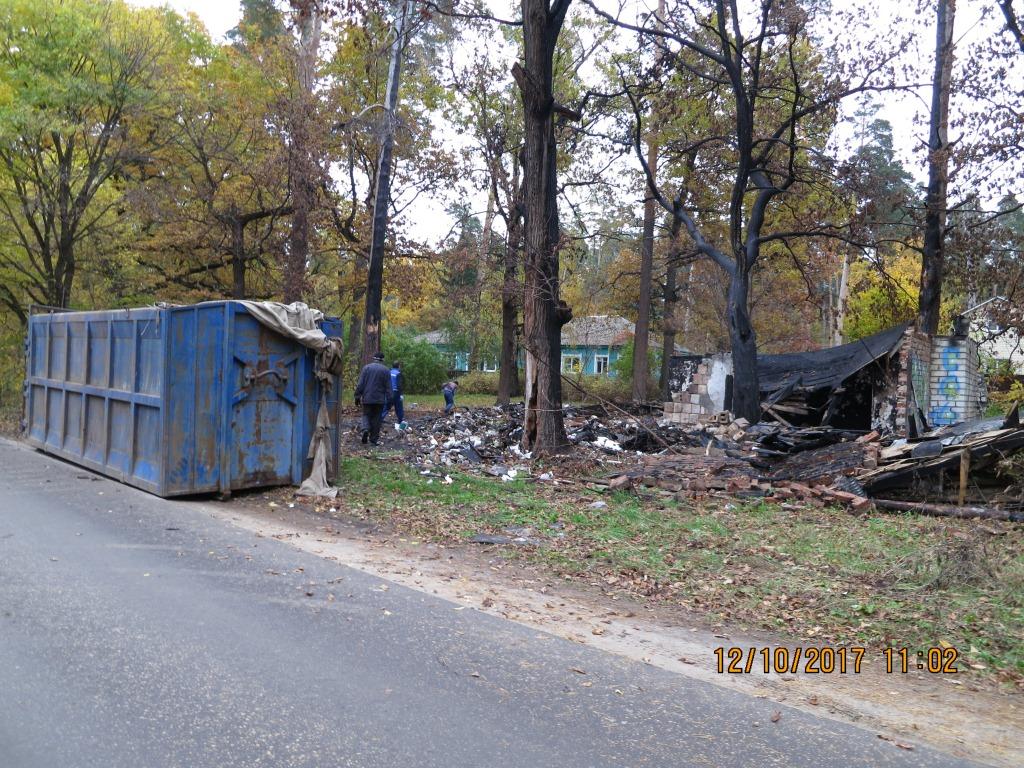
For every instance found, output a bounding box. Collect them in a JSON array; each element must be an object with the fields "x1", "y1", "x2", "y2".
[{"x1": 418, "y1": 315, "x2": 687, "y2": 376}]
